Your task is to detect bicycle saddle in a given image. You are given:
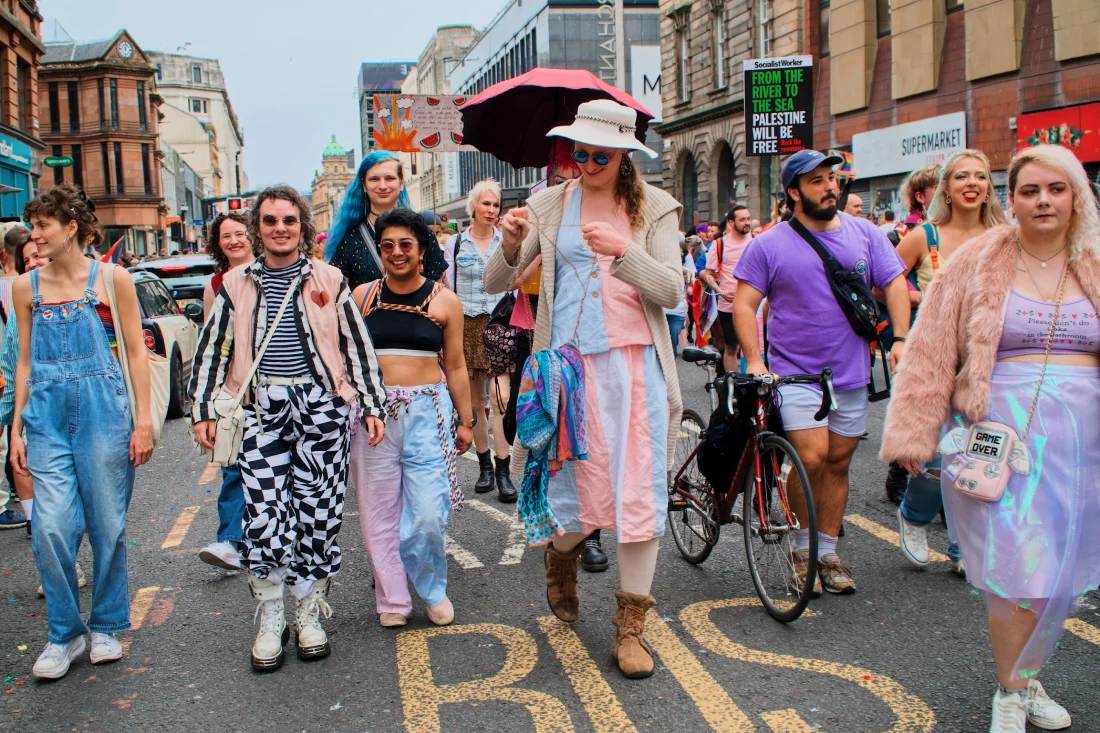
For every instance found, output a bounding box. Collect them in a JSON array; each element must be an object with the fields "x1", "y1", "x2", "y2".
[{"x1": 681, "y1": 346, "x2": 721, "y2": 364}]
